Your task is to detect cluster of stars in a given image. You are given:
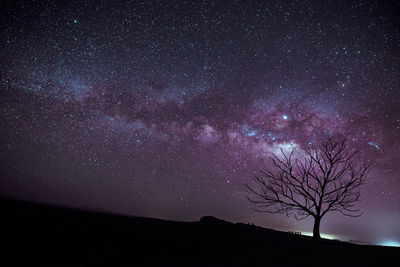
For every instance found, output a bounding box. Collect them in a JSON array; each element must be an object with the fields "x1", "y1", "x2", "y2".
[{"x1": 1, "y1": 0, "x2": 399, "y2": 244}]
